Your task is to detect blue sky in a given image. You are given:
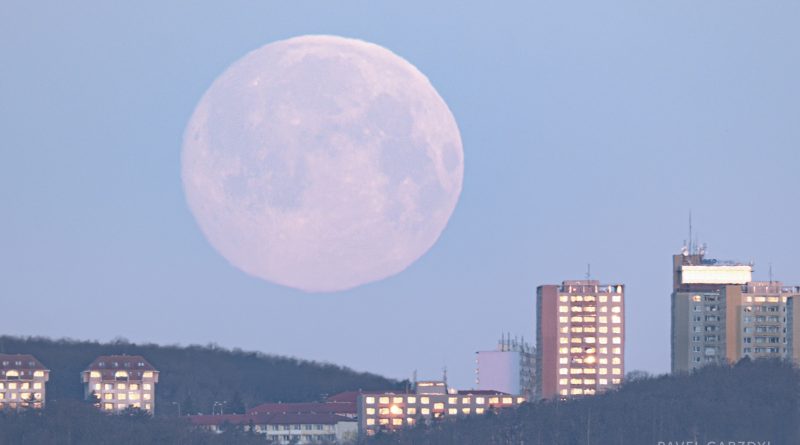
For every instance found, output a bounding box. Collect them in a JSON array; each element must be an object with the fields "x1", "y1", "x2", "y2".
[{"x1": 2, "y1": 1, "x2": 798, "y2": 389}]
